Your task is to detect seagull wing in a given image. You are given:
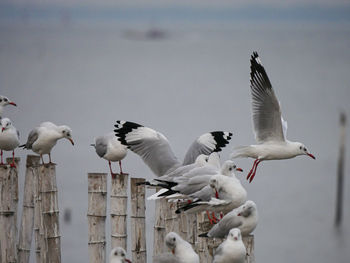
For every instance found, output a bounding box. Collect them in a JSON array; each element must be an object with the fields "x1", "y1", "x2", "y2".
[
  {"x1": 250, "y1": 52, "x2": 286, "y2": 143},
  {"x1": 183, "y1": 131, "x2": 232, "y2": 165},
  {"x1": 114, "y1": 121, "x2": 180, "y2": 176}
]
